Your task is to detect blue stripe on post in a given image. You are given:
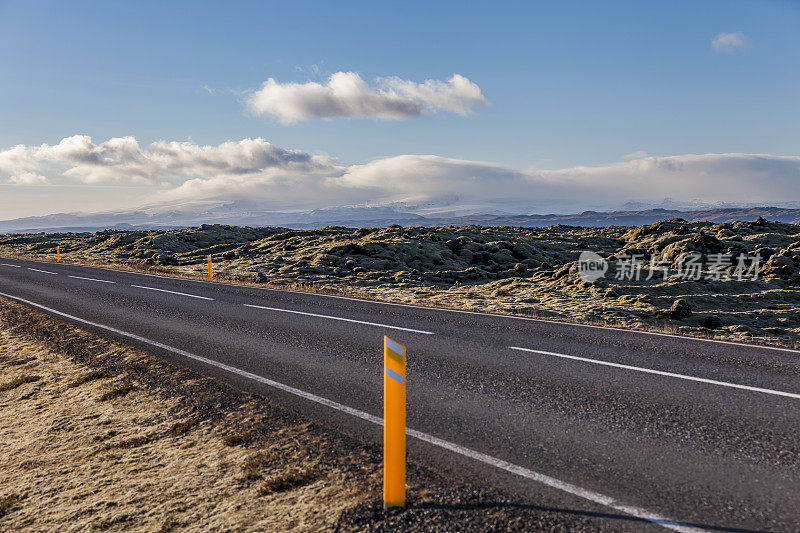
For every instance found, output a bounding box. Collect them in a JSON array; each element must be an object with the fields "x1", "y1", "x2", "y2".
[
  {"x1": 385, "y1": 337, "x2": 405, "y2": 358},
  {"x1": 385, "y1": 366, "x2": 405, "y2": 385}
]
